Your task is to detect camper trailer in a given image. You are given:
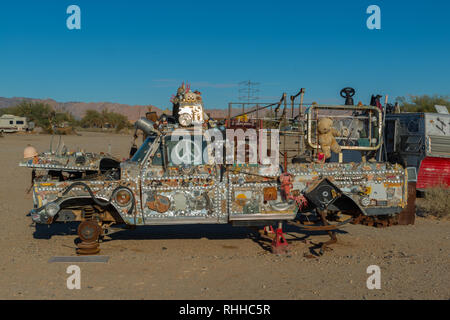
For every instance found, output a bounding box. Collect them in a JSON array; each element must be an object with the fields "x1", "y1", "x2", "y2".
[
  {"x1": 0, "y1": 114, "x2": 34, "y2": 133},
  {"x1": 384, "y1": 112, "x2": 450, "y2": 190}
]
